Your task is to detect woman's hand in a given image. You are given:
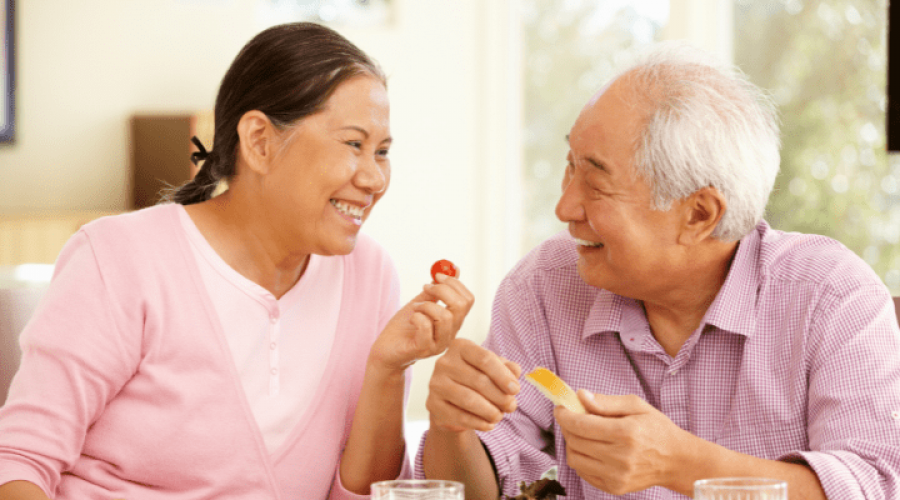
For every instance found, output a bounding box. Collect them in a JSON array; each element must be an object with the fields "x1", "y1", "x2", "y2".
[{"x1": 368, "y1": 272, "x2": 474, "y2": 373}]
